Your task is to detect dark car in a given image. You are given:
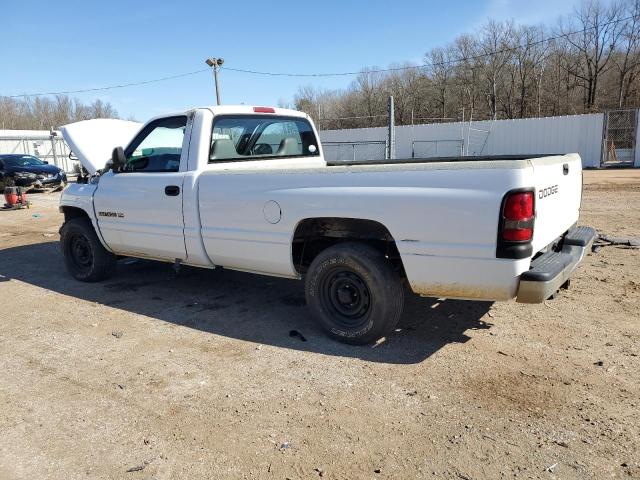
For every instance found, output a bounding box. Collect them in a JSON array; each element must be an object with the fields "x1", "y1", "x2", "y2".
[{"x1": 0, "y1": 154, "x2": 67, "y2": 190}]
